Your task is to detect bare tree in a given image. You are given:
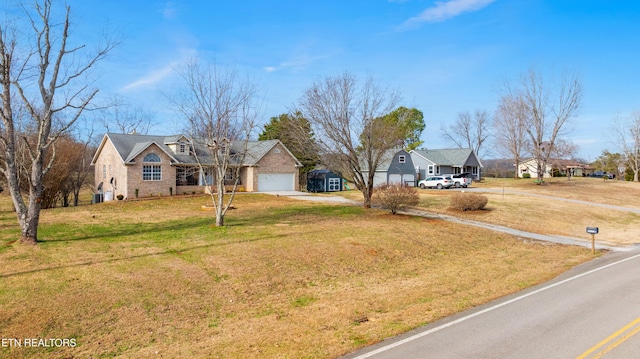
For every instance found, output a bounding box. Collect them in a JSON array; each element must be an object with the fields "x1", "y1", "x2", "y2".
[
  {"x1": 614, "y1": 111, "x2": 640, "y2": 182},
  {"x1": 501, "y1": 68, "x2": 582, "y2": 182},
  {"x1": 101, "y1": 95, "x2": 155, "y2": 134},
  {"x1": 167, "y1": 58, "x2": 258, "y2": 226},
  {"x1": 494, "y1": 94, "x2": 529, "y2": 178},
  {"x1": 0, "y1": 0, "x2": 116, "y2": 244},
  {"x1": 64, "y1": 123, "x2": 97, "y2": 206},
  {"x1": 299, "y1": 72, "x2": 402, "y2": 208},
  {"x1": 441, "y1": 109, "x2": 491, "y2": 158}
]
